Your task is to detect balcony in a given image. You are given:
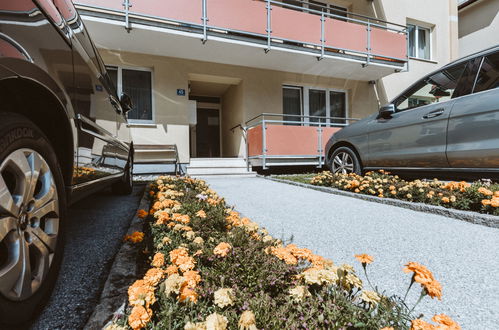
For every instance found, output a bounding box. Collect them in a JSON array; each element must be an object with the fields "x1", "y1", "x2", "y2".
[
  {"x1": 75, "y1": 0, "x2": 408, "y2": 80},
  {"x1": 244, "y1": 113, "x2": 358, "y2": 169}
]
